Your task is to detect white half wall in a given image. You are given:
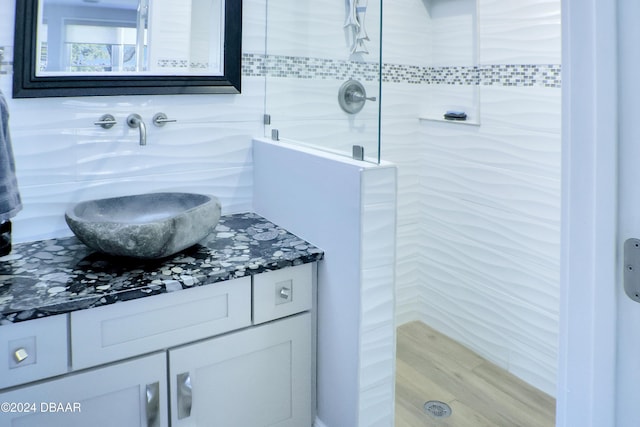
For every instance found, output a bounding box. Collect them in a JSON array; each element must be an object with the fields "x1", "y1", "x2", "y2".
[{"x1": 253, "y1": 138, "x2": 397, "y2": 427}]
